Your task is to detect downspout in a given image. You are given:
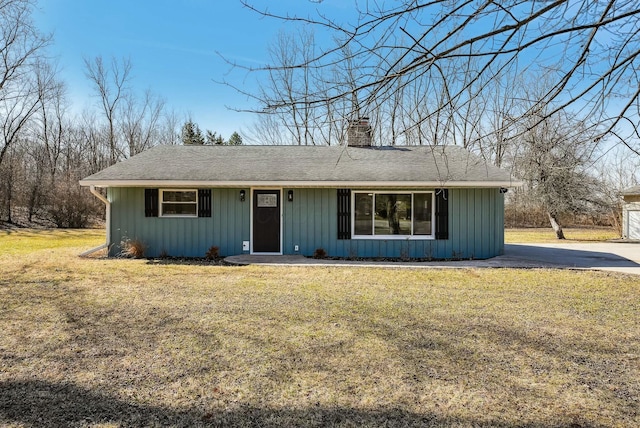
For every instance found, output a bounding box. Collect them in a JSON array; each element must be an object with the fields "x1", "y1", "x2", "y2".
[{"x1": 80, "y1": 185, "x2": 111, "y2": 257}]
